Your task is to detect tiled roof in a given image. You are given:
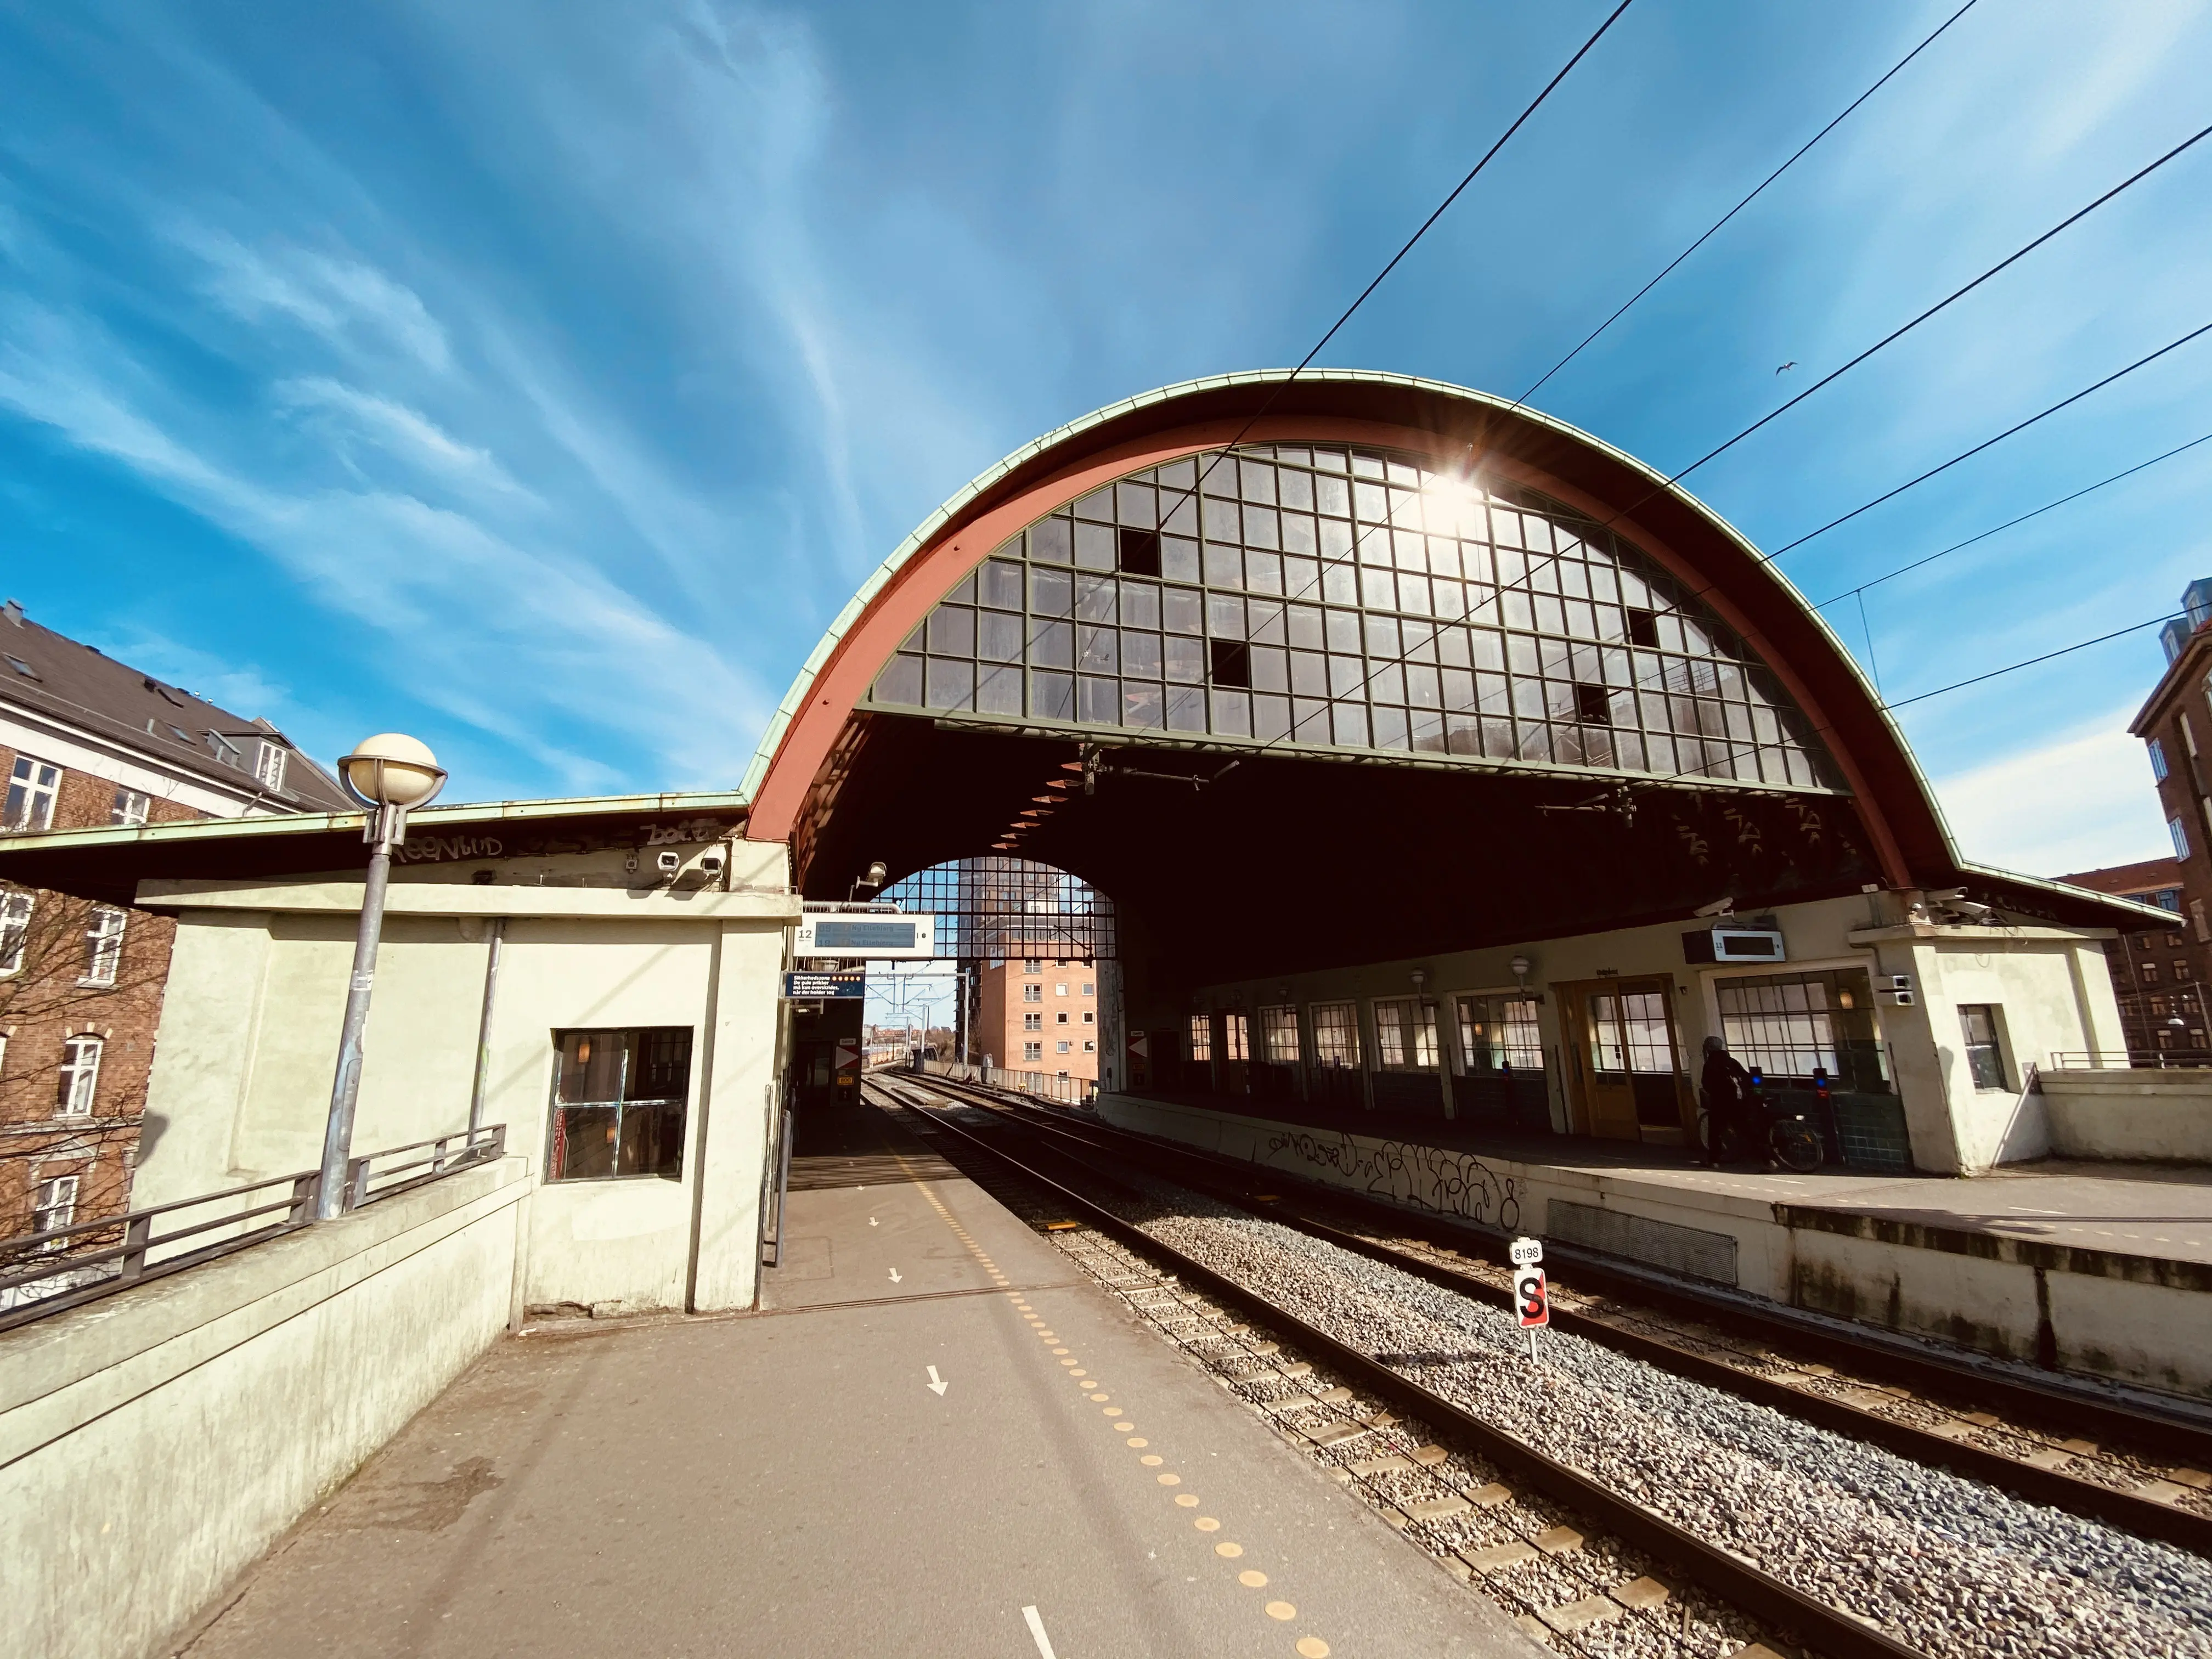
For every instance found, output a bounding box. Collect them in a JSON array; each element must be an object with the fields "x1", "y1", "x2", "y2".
[{"x1": 0, "y1": 600, "x2": 350, "y2": 811}]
